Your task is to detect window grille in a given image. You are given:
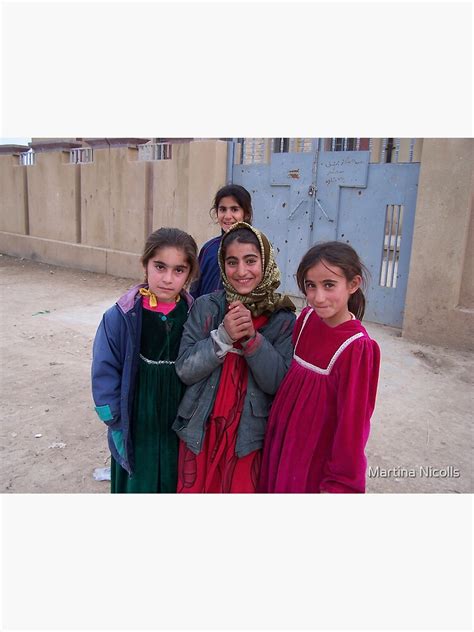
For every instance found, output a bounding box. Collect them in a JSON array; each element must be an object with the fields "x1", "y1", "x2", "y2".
[
  {"x1": 273, "y1": 138, "x2": 290, "y2": 153},
  {"x1": 380, "y1": 204, "x2": 404, "y2": 288},
  {"x1": 69, "y1": 147, "x2": 93, "y2": 164},
  {"x1": 328, "y1": 138, "x2": 361, "y2": 151},
  {"x1": 138, "y1": 143, "x2": 172, "y2": 161},
  {"x1": 394, "y1": 138, "x2": 401, "y2": 162},
  {"x1": 19, "y1": 150, "x2": 35, "y2": 166},
  {"x1": 237, "y1": 138, "x2": 317, "y2": 165},
  {"x1": 380, "y1": 138, "x2": 400, "y2": 163},
  {"x1": 289, "y1": 138, "x2": 314, "y2": 153},
  {"x1": 239, "y1": 138, "x2": 266, "y2": 165}
]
